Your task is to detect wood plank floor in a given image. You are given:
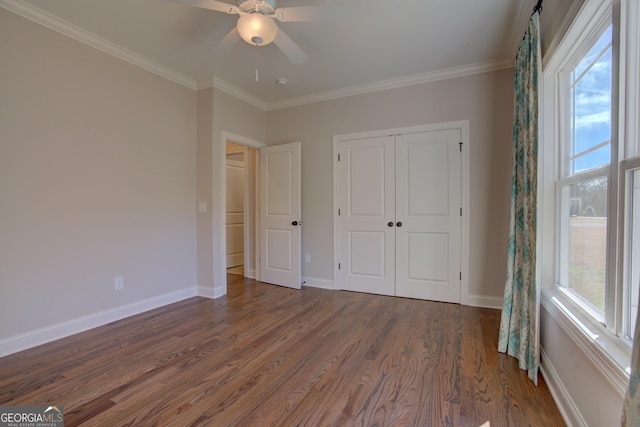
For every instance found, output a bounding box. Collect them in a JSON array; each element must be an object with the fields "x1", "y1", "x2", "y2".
[{"x1": 0, "y1": 275, "x2": 565, "y2": 426}]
